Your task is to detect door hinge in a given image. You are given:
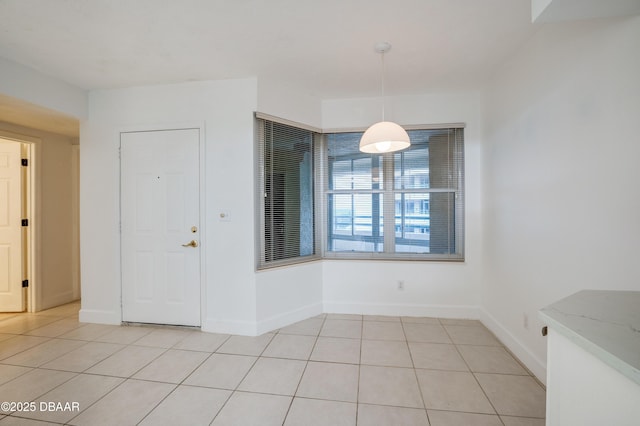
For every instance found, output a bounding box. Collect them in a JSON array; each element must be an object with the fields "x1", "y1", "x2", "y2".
[
  {"x1": 21, "y1": 219, "x2": 29, "y2": 226},
  {"x1": 21, "y1": 158, "x2": 28, "y2": 166},
  {"x1": 22, "y1": 279, "x2": 29, "y2": 288}
]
